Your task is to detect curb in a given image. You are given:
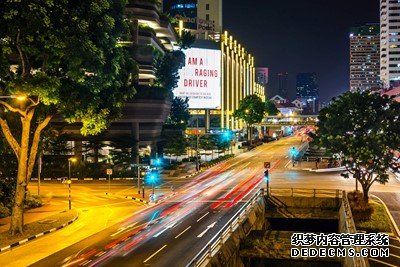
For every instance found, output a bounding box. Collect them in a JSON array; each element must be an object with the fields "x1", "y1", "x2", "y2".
[
  {"x1": 125, "y1": 196, "x2": 149, "y2": 205},
  {"x1": 0, "y1": 212, "x2": 79, "y2": 253},
  {"x1": 176, "y1": 157, "x2": 235, "y2": 180},
  {"x1": 371, "y1": 194, "x2": 400, "y2": 237}
]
